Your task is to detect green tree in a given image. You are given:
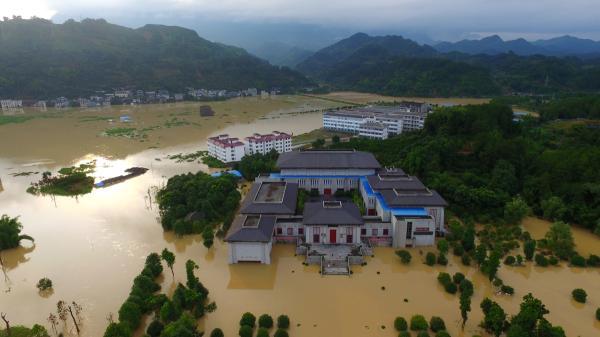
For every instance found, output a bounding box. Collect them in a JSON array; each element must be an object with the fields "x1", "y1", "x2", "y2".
[
  {"x1": 161, "y1": 248, "x2": 176, "y2": 278},
  {"x1": 277, "y1": 315, "x2": 290, "y2": 329},
  {"x1": 460, "y1": 291, "x2": 471, "y2": 329},
  {"x1": 240, "y1": 312, "x2": 256, "y2": 328},
  {"x1": 503, "y1": 197, "x2": 529, "y2": 225},
  {"x1": 257, "y1": 327, "x2": 270, "y2": 337},
  {"x1": 103, "y1": 323, "x2": 132, "y2": 337},
  {"x1": 481, "y1": 300, "x2": 506, "y2": 337},
  {"x1": 161, "y1": 314, "x2": 197, "y2": 337},
  {"x1": 483, "y1": 249, "x2": 502, "y2": 281},
  {"x1": 332, "y1": 135, "x2": 340, "y2": 144},
  {"x1": 544, "y1": 222, "x2": 575, "y2": 259},
  {"x1": 572, "y1": 289, "x2": 587, "y2": 303},
  {"x1": 312, "y1": 138, "x2": 325, "y2": 148},
  {"x1": 425, "y1": 252, "x2": 436, "y2": 266},
  {"x1": 396, "y1": 250, "x2": 412, "y2": 264},
  {"x1": 394, "y1": 317, "x2": 408, "y2": 331},
  {"x1": 238, "y1": 325, "x2": 253, "y2": 337},
  {"x1": 541, "y1": 196, "x2": 567, "y2": 221},
  {"x1": 273, "y1": 329, "x2": 289, "y2": 337},
  {"x1": 210, "y1": 328, "x2": 224, "y2": 337},
  {"x1": 146, "y1": 320, "x2": 164, "y2": 337},
  {"x1": 474, "y1": 245, "x2": 487, "y2": 265},
  {"x1": 437, "y1": 239, "x2": 449, "y2": 255},
  {"x1": 160, "y1": 300, "x2": 180, "y2": 323},
  {"x1": 202, "y1": 227, "x2": 214, "y2": 249},
  {"x1": 258, "y1": 314, "x2": 274, "y2": 329},
  {"x1": 523, "y1": 240, "x2": 536, "y2": 261},
  {"x1": 118, "y1": 301, "x2": 142, "y2": 330},
  {"x1": 410, "y1": 315, "x2": 428, "y2": 331},
  {"x1": 429, "y1": 317, "x2": 445, "y2": 332},
  {"x1": 0, "y1": 214, "x2": 34, "y2": 251}
]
